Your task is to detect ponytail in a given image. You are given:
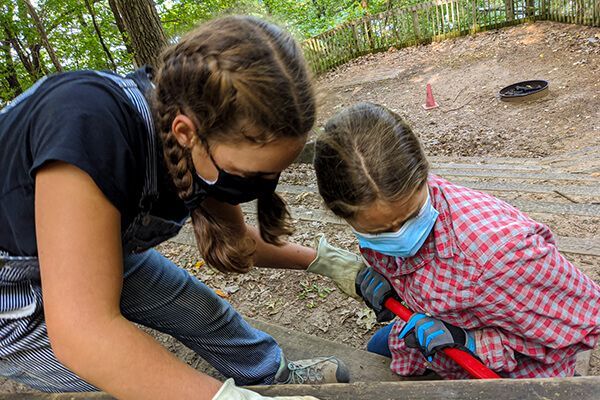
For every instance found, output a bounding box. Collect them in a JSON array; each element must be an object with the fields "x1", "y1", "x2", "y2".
[{"x1": 257, "y1": 193, "x2": 293, "y2": 245}]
